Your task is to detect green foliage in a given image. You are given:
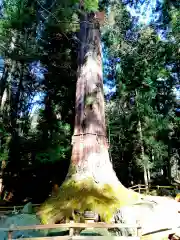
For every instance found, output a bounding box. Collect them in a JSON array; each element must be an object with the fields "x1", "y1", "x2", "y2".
[
  {"x1": 35, "y1": 120, "x2": 71, "y2": 163},
  {"x1": 0, "y1": 0, "x2": 76, "y2": 203},
  {"x1": 0, "y1": 121, "x2": 10, "y2": 162},
  {"x1": 104, "y1": 0, "x2": 180, "y2": 185},
  {"x1": 84, "y1": 0, "x2": 99, "y2": 11},
  {"x1": 0, "y1": 0, "x2": 180, "y2": 206}
]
